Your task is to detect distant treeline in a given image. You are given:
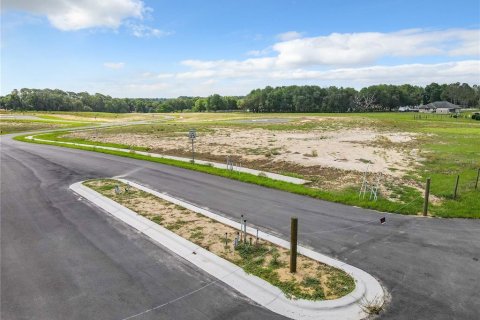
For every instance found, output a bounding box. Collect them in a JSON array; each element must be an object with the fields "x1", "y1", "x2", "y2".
[{"x1": 1, "y1": 83, "x2": 478, "y2": 113}]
